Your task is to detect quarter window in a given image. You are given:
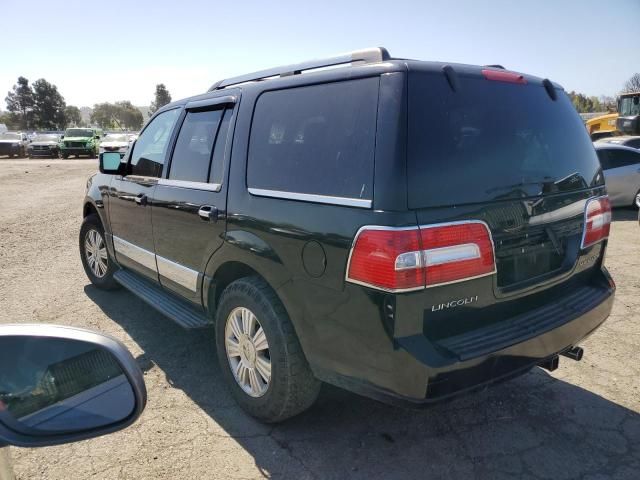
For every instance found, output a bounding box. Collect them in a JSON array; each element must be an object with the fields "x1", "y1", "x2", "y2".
[
  {"x1": 130, "y1": 109, "x2": 180, "y2": 178},
  {"x1": 169, "y1": 109, "x2": 224, "y2": 183},
  {"x1": 247, "y1": 78, "x2": 379, "y2": 201}
]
